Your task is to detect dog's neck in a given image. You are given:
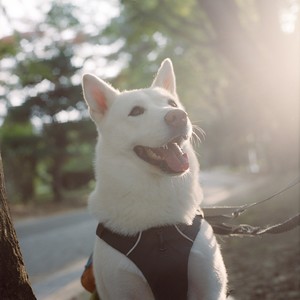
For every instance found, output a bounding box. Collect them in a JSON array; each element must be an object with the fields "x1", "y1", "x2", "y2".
[{"x1": 88, "y1": 141, "x2": 203, "y2": 235}]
